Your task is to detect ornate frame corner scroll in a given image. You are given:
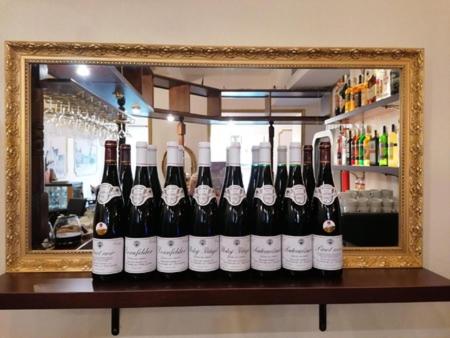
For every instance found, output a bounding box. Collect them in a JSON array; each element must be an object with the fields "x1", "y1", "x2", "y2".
[{"x1": 4, "y1": 42, "x2": 424, "y2": 271}]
